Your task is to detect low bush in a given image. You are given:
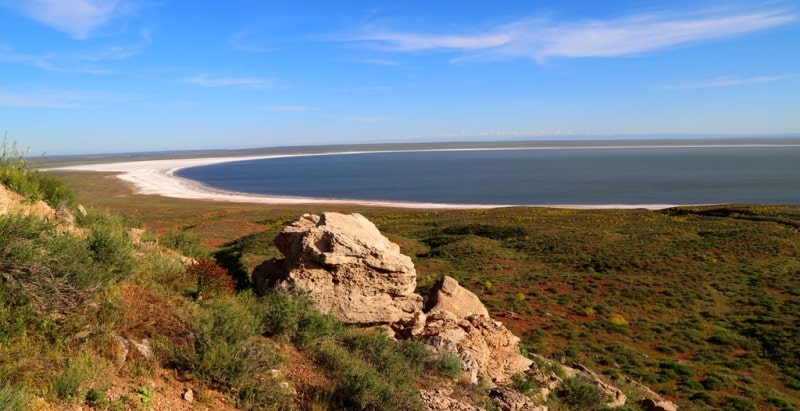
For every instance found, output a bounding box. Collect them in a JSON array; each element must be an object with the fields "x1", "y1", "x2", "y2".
[
  {"x1": 0, "y1": 137, "x2": 75, "y2": 208},
  {"x1": 0, "y1": 215, "x2": 103, "y2": 322},
  {"x1": 187, "y1": 259, "x2": 236, "y2": 298},
  {"x1": 433, "y1": 349, "x2": 463, "y2": 379},
  {"x1": 721, "y1": 396, "x2": 757, "y2": 411},
  {"x1": 0, "y1": 384, "x2": 28, "y2": 411},
  {"x1": 50, "y1": 353, "x2": 98, "y2": 403},
  {"x1": 555, "y1": 376, "x2": 609, "y2": 411},
  {"x1": 160, "y1": 230, "x2": 205, "y2": 259},
  {"x1": 334, "y1": 367, "x2": 422, "y2": 411}
]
